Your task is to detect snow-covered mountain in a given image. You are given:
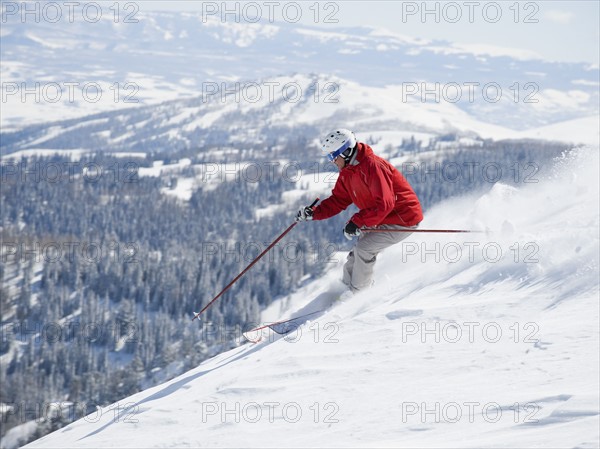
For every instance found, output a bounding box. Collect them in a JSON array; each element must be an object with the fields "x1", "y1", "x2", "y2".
[
  {"x1": 2, "y1": 72, "x2": 598, "y2": 156},
  {"x1": 1, "y1": 5, "x2": 598, "y2": 141},
  {"x1": 17, "y1": 148, "x2": 599, "y2": 448}
]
